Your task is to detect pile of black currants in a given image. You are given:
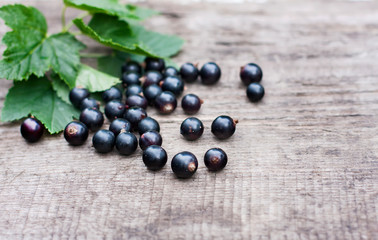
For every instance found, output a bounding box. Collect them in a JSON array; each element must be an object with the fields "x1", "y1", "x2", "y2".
[{"x1": 19, "y1": 57, "x2": 265, "y2": 179}]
